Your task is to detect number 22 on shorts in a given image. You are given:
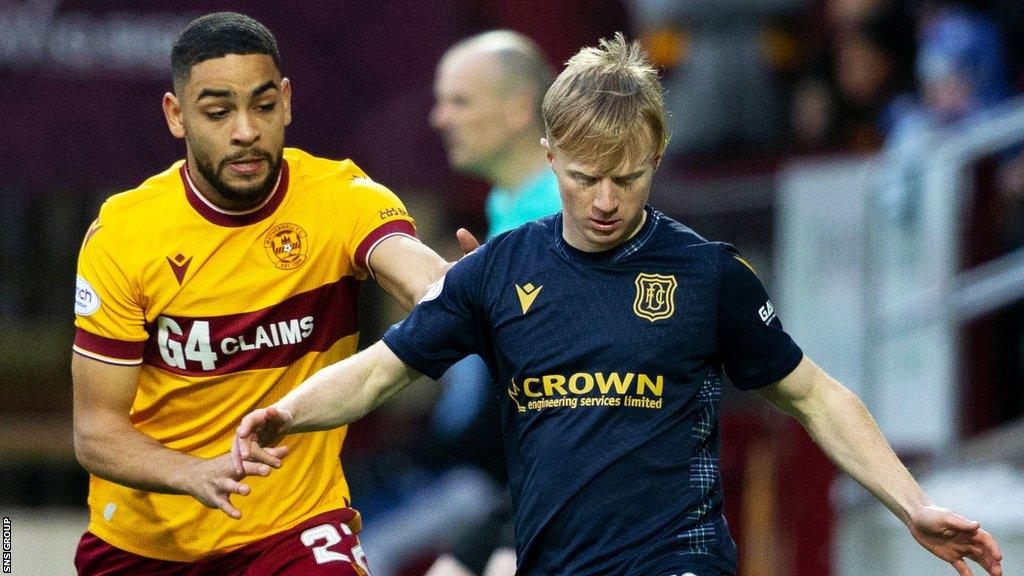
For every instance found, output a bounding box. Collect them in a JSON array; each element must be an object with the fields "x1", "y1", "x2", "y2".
[{"x1": 300, "y1": 523, "x2": 370, "y2": 575}]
